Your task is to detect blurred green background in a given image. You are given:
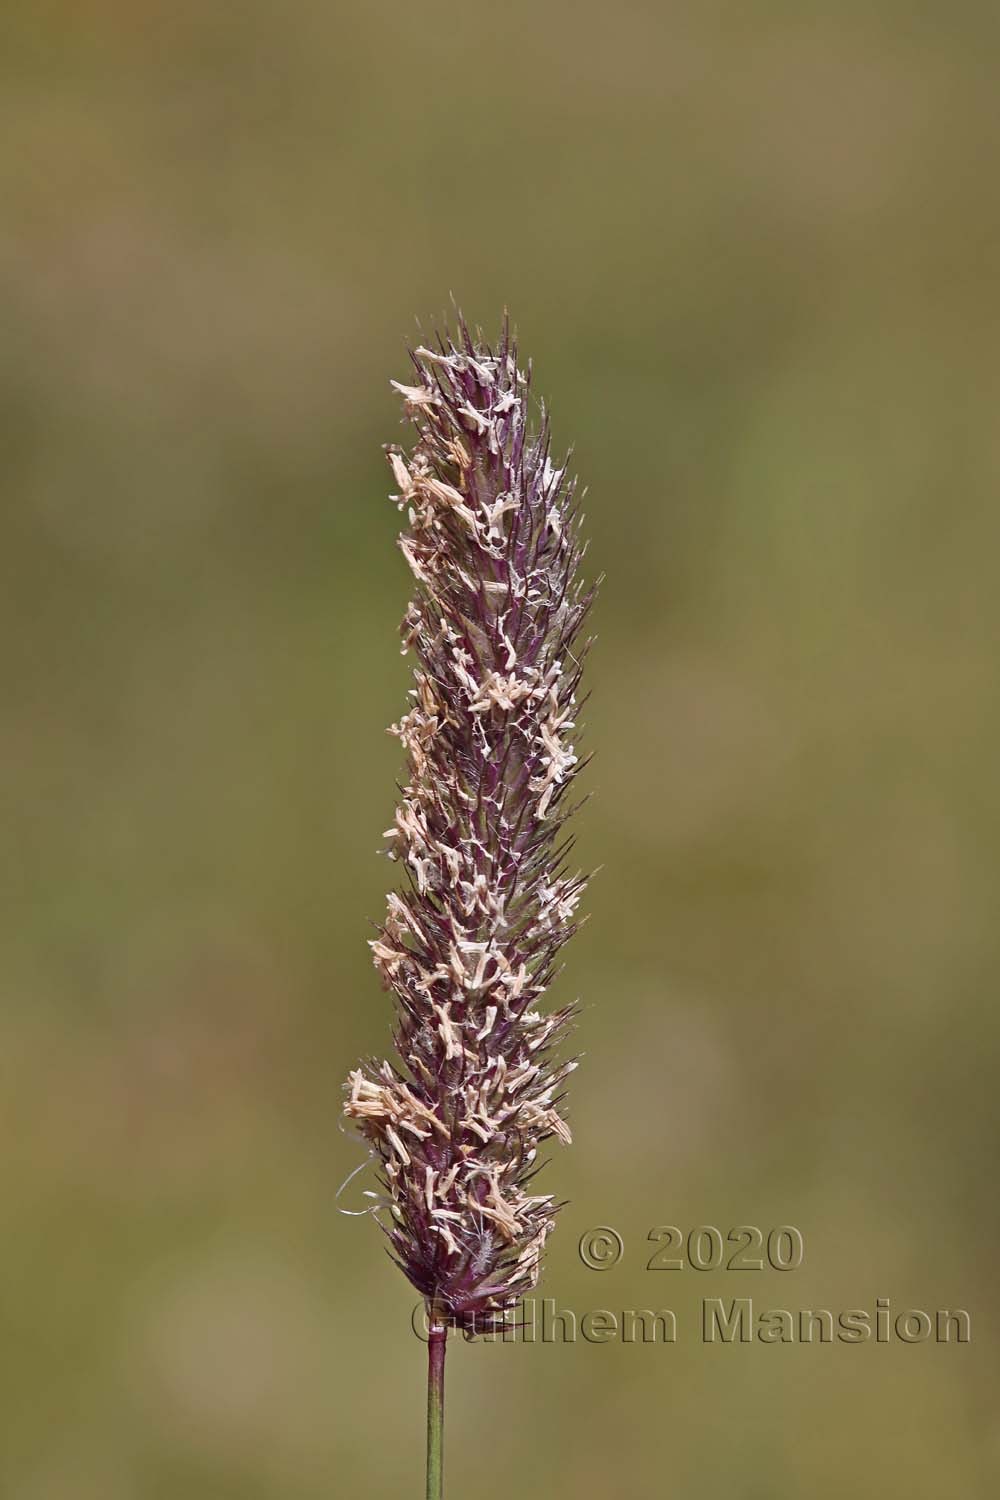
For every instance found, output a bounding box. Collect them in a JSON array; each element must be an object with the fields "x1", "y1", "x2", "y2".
[{"x1": 3, "y1": 2, "x2": 999, "y2": 1495}]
